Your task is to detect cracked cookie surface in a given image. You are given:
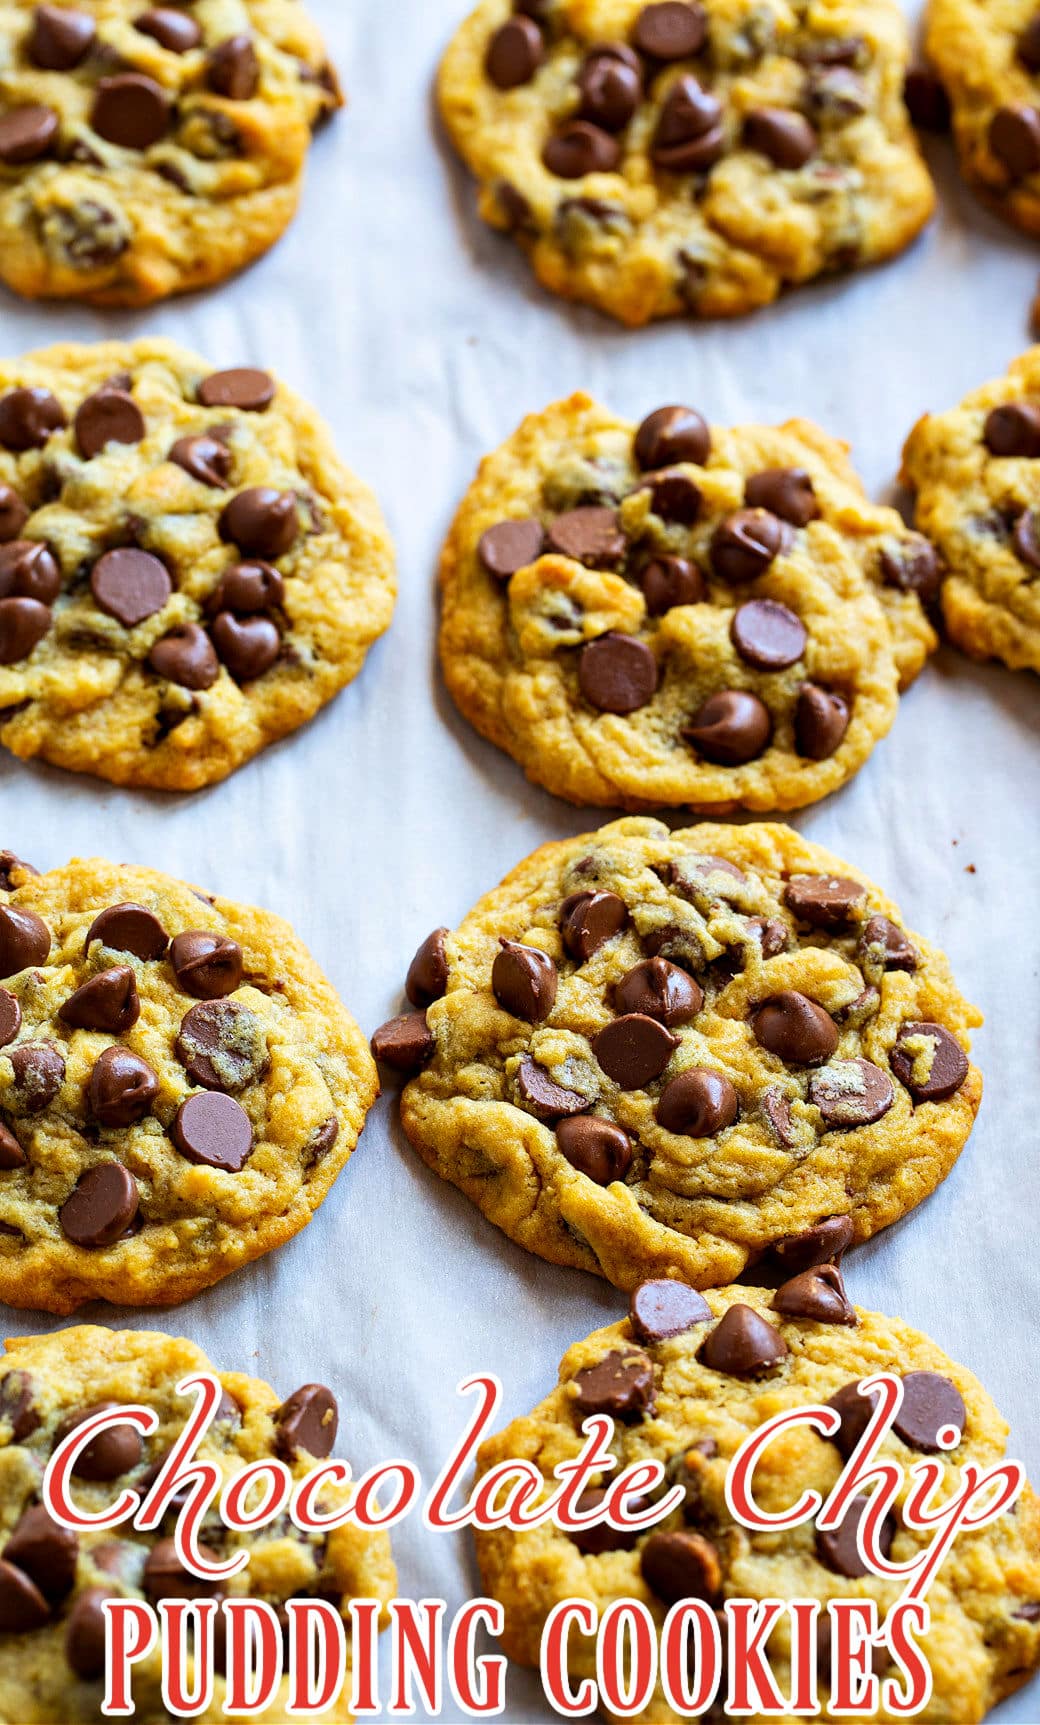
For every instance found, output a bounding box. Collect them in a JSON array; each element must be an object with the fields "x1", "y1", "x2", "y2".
[
  {"x1": 377, "y1": 818, "x2": 981, "y2": 1292},
  {"x1": 0, "y1": 0, "x2": 340, "y2": 306},
  {"x1": 439, "y1": 395, "x2": 937, "y2": 816},
  {"x1": 475, "y1": 1282, "x2": 1040, "y2": 1725},
  {"x1": 902, "y1": 346, "x2": 1040, "y2": 675},
  {"x1": 438, "y1": 0, "x2": 935, "y2": 326},
  {"x1": 0, "y1": 853, "x2": 378, "y2": 1312},
  {"x1": 0, "y1": 1325, "x2": 396, "y2": 1723},
  {"x1": 0, "y1": 339, "x2": 396, "y2": 791}
]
